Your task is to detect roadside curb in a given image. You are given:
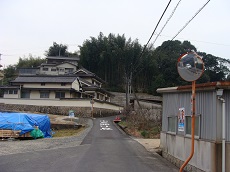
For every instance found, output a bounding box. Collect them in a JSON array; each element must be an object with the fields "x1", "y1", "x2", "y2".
[
  {"x1": 113, "y1": 122, "x2": 128, "y2": 135},
  {"x1": 132, "y1": 138, "x2": 162, "y2": 155},
  {"x1": 113, "y1": 122, "x2": 163, "y2": 156}
]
